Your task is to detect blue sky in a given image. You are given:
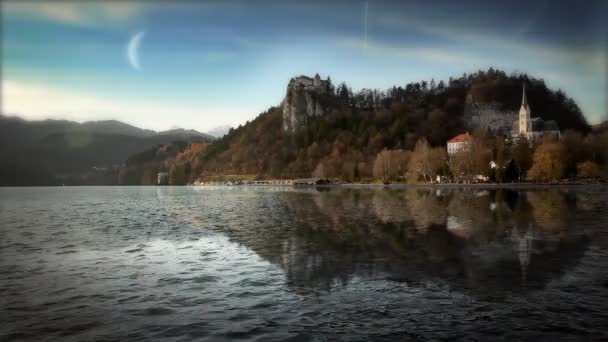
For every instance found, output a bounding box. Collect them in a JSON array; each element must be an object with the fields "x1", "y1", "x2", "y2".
[{"x1": 2, "y1": 0, "x2": 607, "y2": 131}]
